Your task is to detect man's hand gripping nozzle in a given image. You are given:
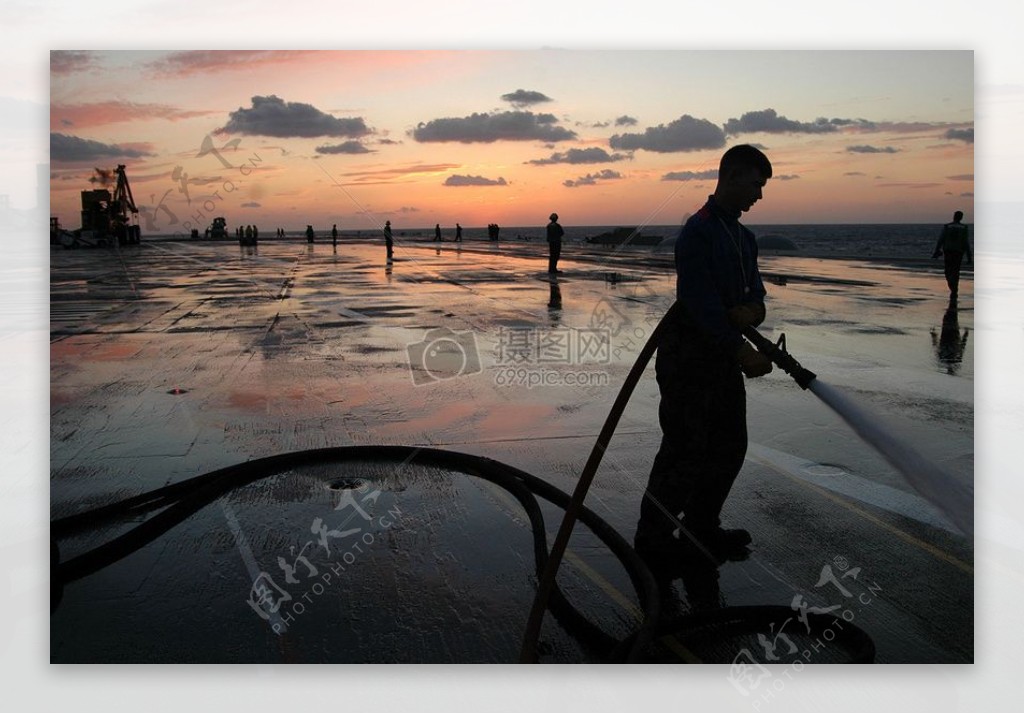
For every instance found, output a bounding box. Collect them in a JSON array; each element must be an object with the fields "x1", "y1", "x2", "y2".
[{"x1": 741, "y1": 326, "x2": 817, "y2": 390}]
